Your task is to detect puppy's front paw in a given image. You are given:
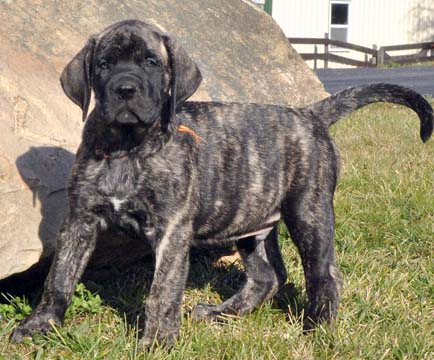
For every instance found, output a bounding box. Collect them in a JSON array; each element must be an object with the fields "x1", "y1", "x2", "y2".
[
  {"x1": 10, "y1": 313, "x2": 60, "y2": 343},
  {"x1": 138, "y1": 328, "x2": 177, "y2": 350}
]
